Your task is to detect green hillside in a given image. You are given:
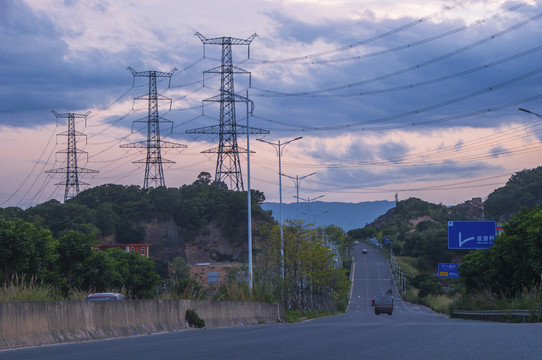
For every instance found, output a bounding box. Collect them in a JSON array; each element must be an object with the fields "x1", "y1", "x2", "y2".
[{"x1": 350, "y1": 165, "x2": 542, "y2": 311}]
